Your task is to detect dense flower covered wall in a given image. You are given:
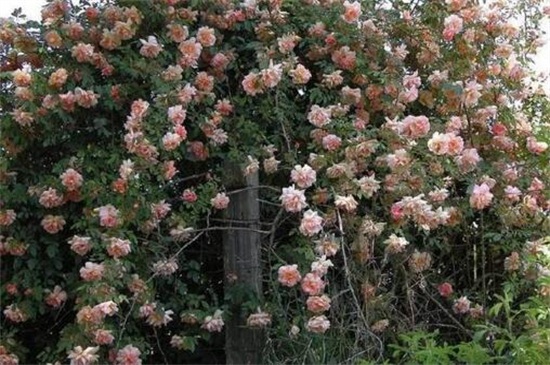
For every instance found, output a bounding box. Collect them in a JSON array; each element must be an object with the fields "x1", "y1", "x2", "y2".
[{"x1": 0, "y1": 0, "x2": 549, "y2": 363}]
